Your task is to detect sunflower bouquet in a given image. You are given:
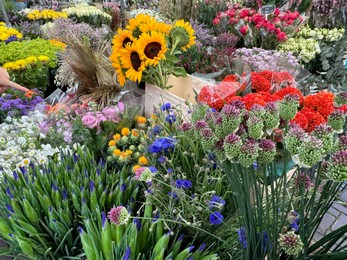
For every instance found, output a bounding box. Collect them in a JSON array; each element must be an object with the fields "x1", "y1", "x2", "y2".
[{"x1": 110, "y1": 14, "x2": 196, "y2": 90}]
